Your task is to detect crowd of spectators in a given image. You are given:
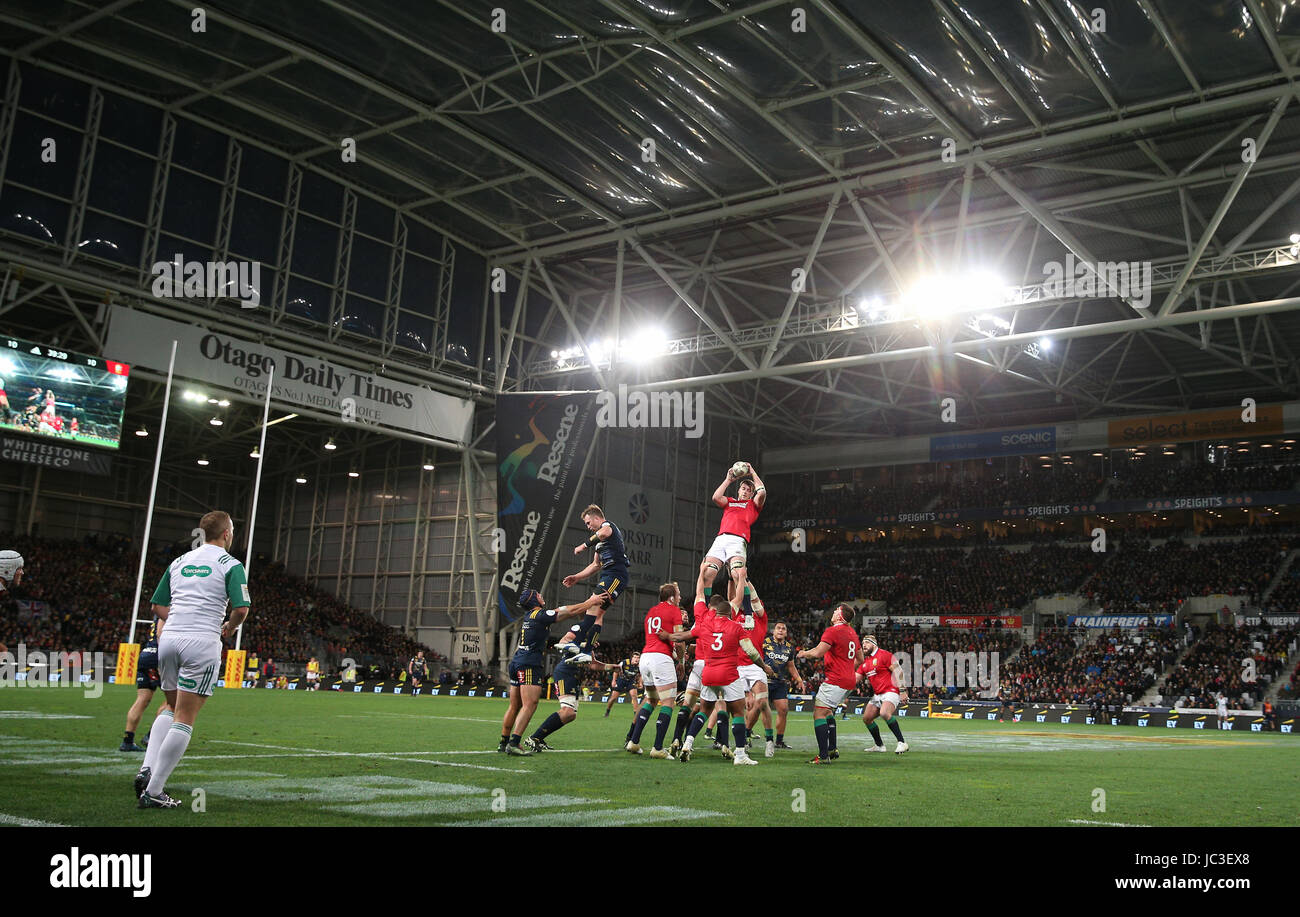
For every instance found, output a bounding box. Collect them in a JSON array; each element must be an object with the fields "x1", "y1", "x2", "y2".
[
  {"x1": 1084, "y1": 537, "x2": 1288, "y2": 610},
  {"x1": 761, "y1": 459, "x2": 1297, "y2": 522},
  {"x1": 0, "y1": 534, "x2": 442, "y2": 677},
  {"x1": 998, "y1": 624, "x2": 1182, "y2": 705},
  {"x1": 1107, "y1": 460, "x2": 1297, "y2": 501},
  {"x1": 1157, "y1": 621, "x2": 1297, "y2": 708}
]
